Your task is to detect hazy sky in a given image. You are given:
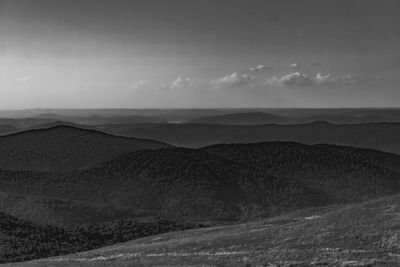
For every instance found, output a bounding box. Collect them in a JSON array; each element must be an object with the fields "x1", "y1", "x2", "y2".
[{"x1": 0, "y1": 0, "x2": 399, "y2": 108}]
